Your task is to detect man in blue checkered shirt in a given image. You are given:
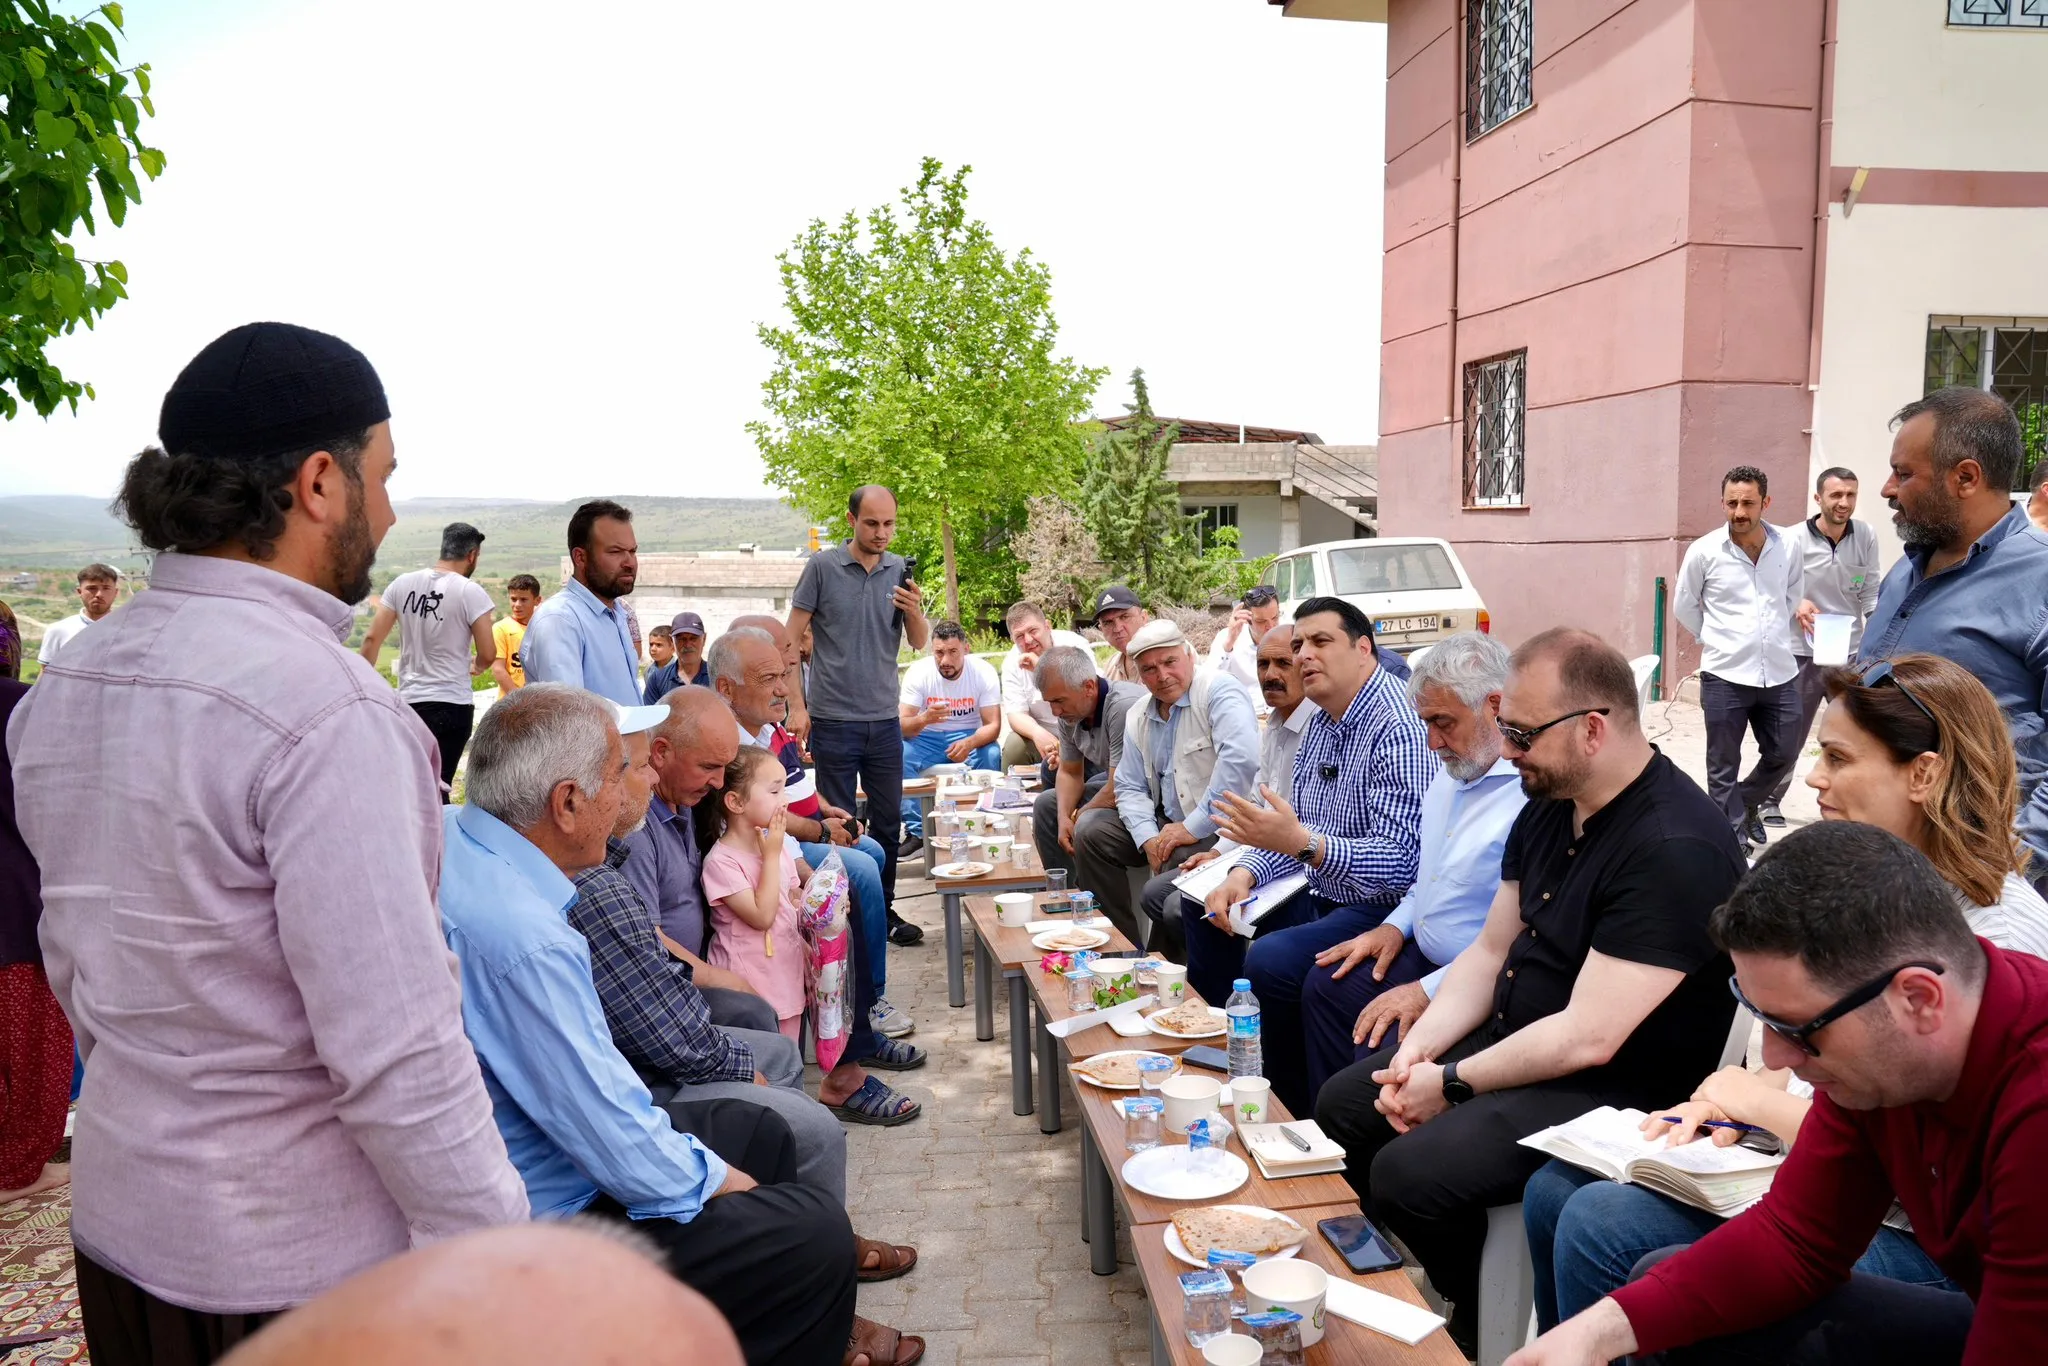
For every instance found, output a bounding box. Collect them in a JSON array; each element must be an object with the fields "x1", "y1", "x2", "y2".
[{"x1": 1186, "y1": 596, "x2": 1438, "y2": 1115}]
